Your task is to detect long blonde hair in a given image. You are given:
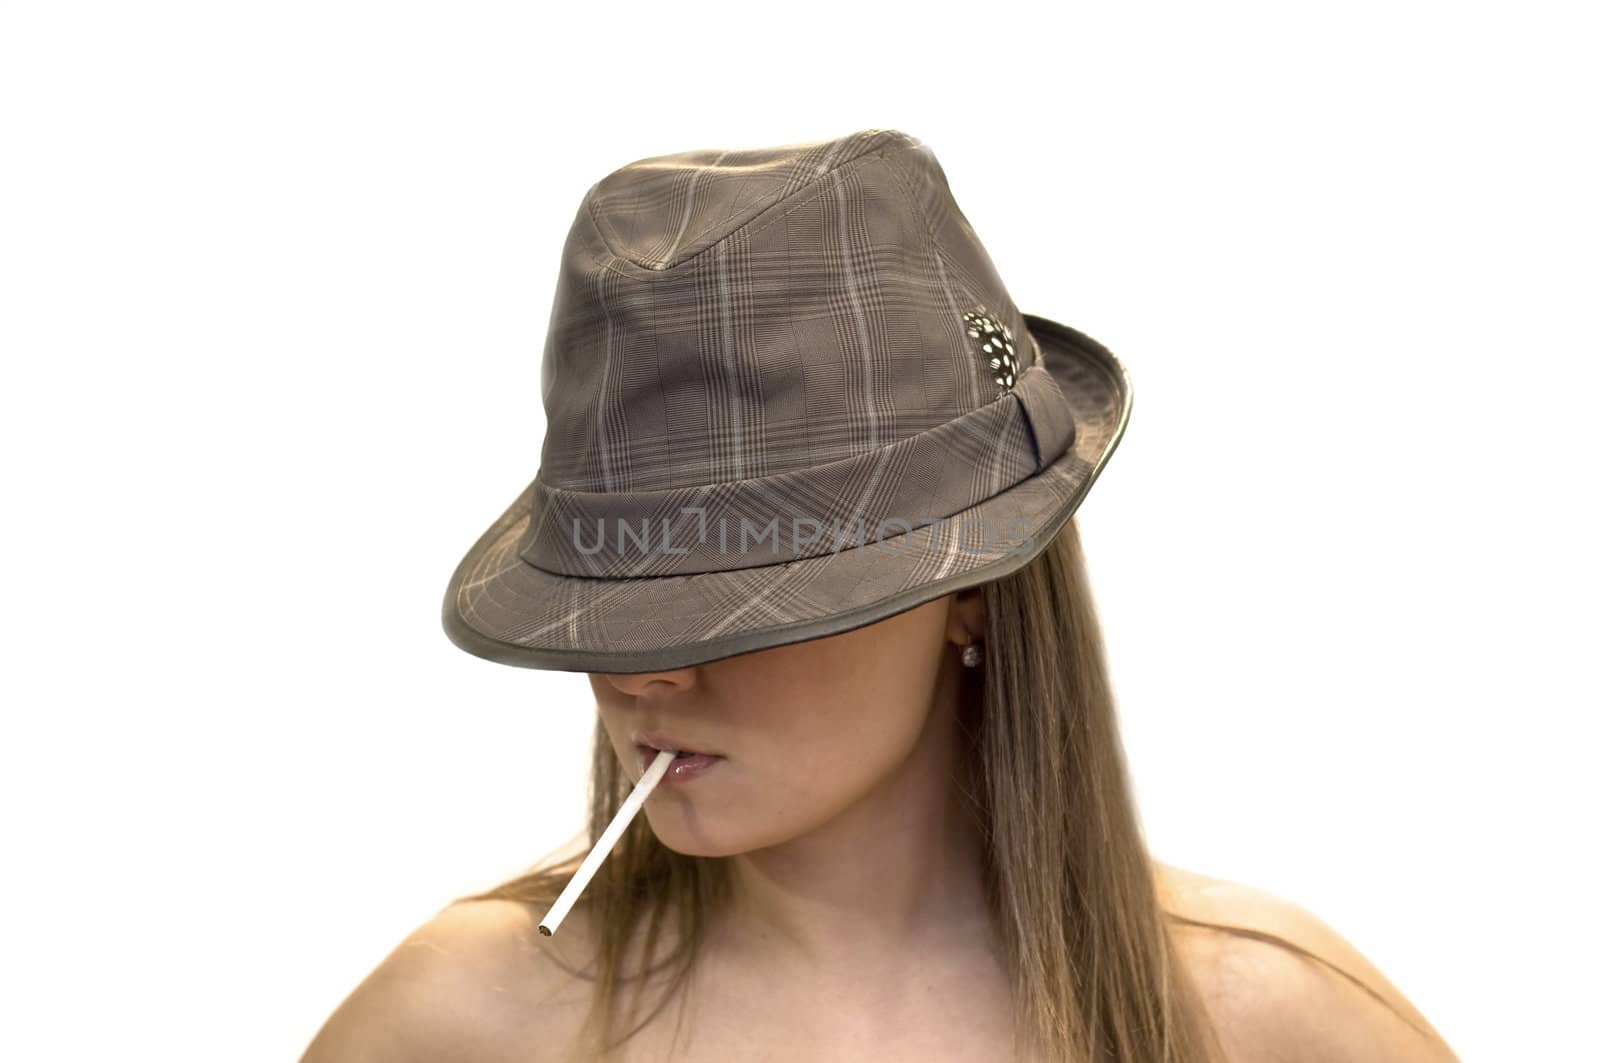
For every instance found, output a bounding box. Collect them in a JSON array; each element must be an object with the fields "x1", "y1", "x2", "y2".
[{"x1": 453, "y1": 518, "x2": 1416, "y2": 1060}]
